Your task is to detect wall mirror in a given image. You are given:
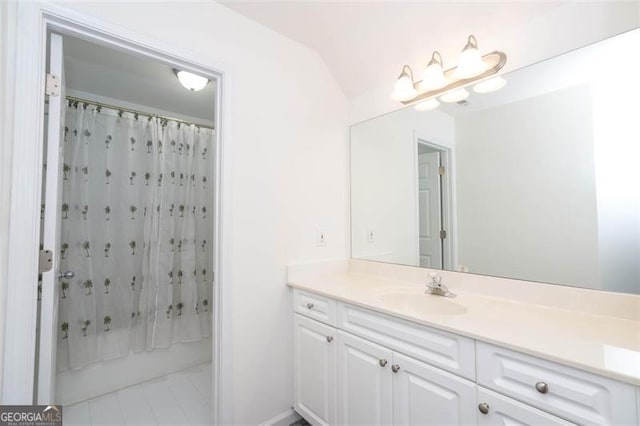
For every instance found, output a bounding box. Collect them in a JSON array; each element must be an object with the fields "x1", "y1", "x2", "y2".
[{"x1": 350, "y1": 29, "x2": 639, "y2": 294}]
